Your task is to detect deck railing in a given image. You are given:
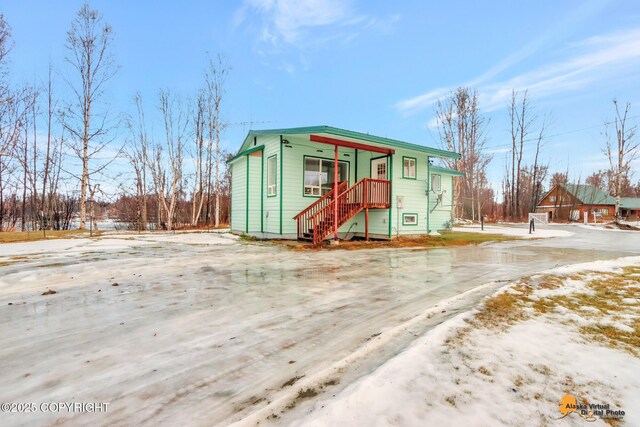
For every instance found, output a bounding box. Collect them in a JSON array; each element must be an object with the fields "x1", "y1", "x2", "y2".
[
  {"x1": 295, "y1": 178, "x2": 390, "y2": 244},
  {"x1": 293, "y1": 181, "x2": 348, "y2": 240}
]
